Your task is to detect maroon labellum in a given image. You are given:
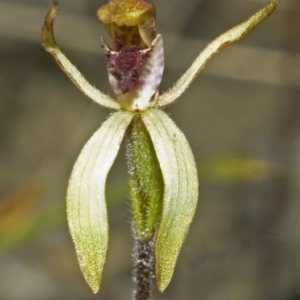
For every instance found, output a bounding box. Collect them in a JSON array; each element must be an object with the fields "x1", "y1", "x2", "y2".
[
  {"x1": 102, "y1": 34, "x2": 164, "y2": 112},
  {"x1": 105, "y1": 45, "x2": 150, "y2": 94}
]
